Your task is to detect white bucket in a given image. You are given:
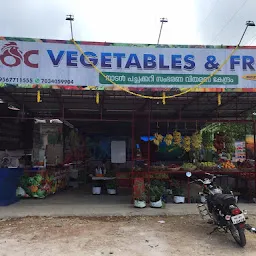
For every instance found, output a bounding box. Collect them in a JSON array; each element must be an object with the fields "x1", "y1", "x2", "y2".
[
  {"x1": 92, "y1": 187, "x2": 101, "y2": 195},
  {"x1": 107, "y1": 189, "x2": 116, "y2": 195},
  {"x1": 134, "y1": 200, "x2": 146, "y2": 208},
  {"x1": 174, "y1": 196, "x2": 185, "y2": 204},
  {"x1": 150, "y1": 199, "x2": 163, "y2": 208}
]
